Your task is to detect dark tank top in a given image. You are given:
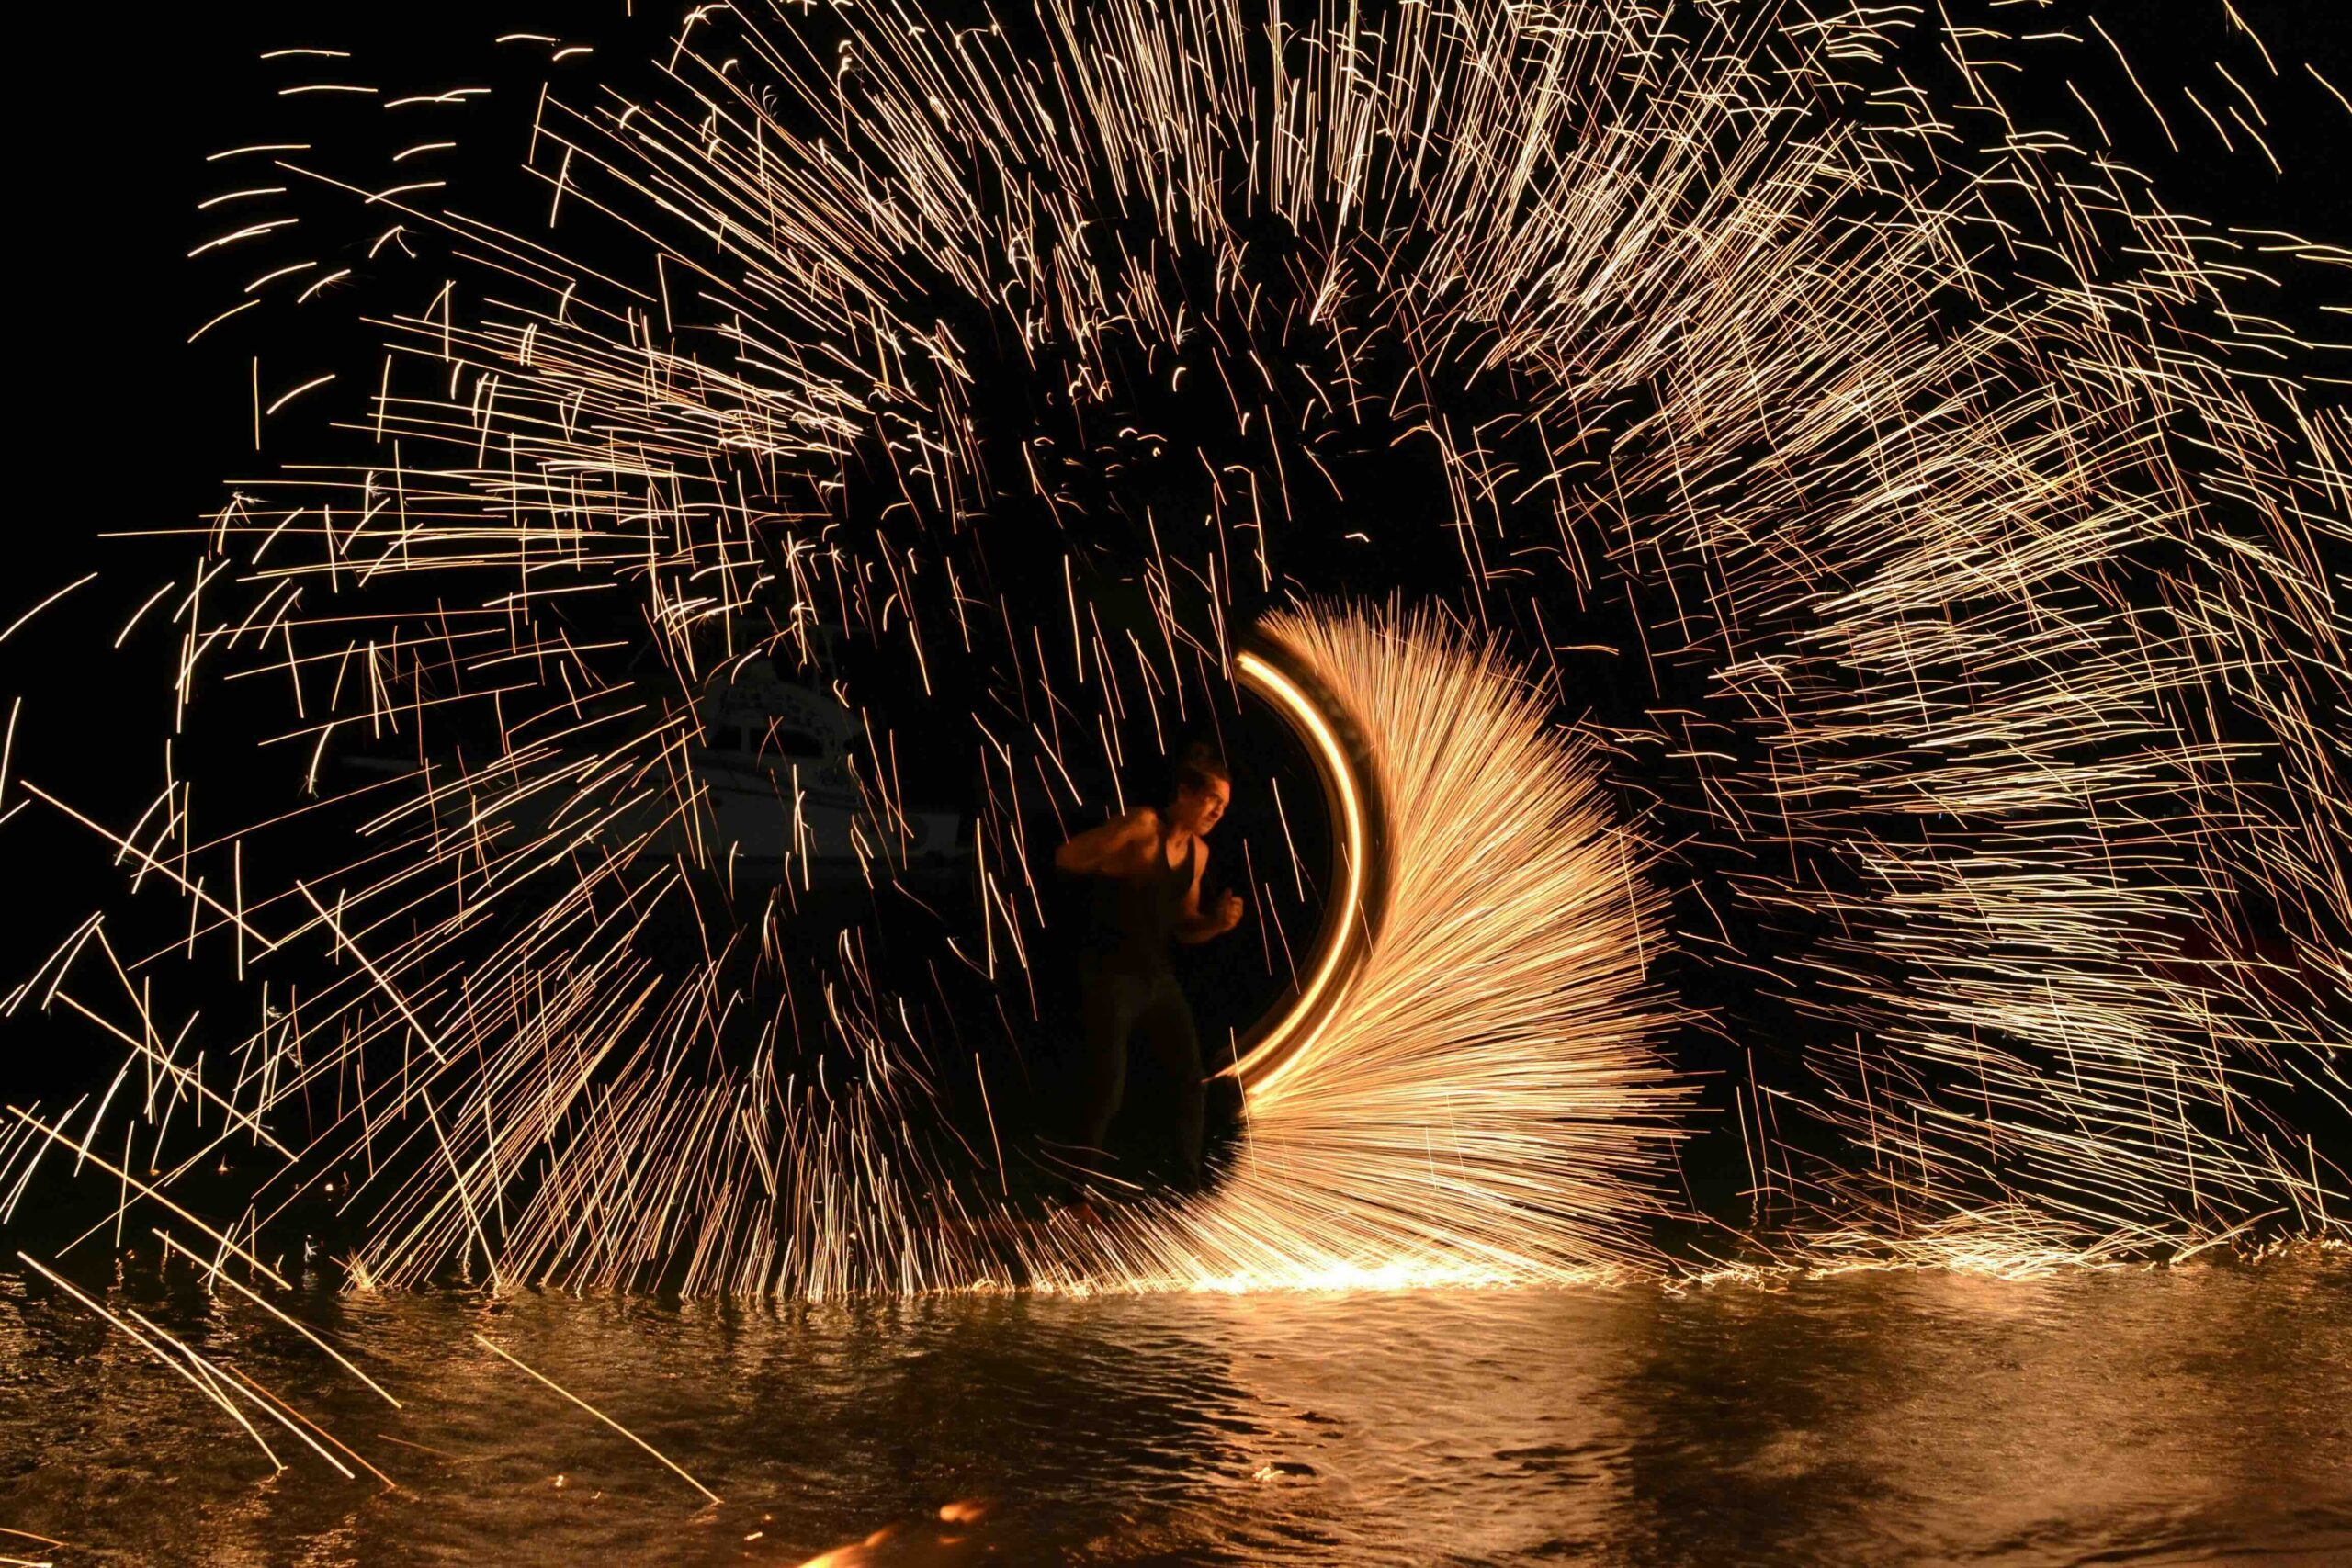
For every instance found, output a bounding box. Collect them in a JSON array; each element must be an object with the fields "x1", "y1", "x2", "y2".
[{"x1": 1080, "y1": 816, "x2": 1198, "y2": 976}]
